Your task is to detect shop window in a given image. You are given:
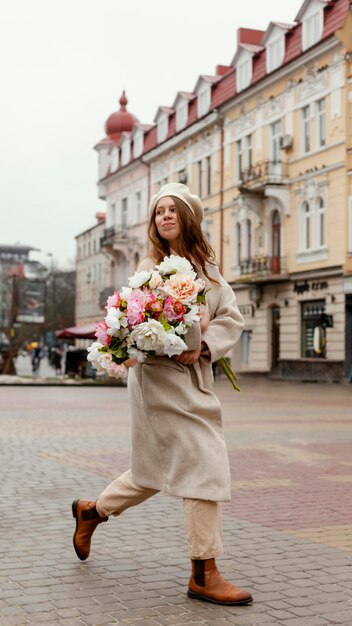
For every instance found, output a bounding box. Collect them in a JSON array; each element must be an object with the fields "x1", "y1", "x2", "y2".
[{"x1": 301, "y1": 300, "x2": 326, "y2": 358}]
